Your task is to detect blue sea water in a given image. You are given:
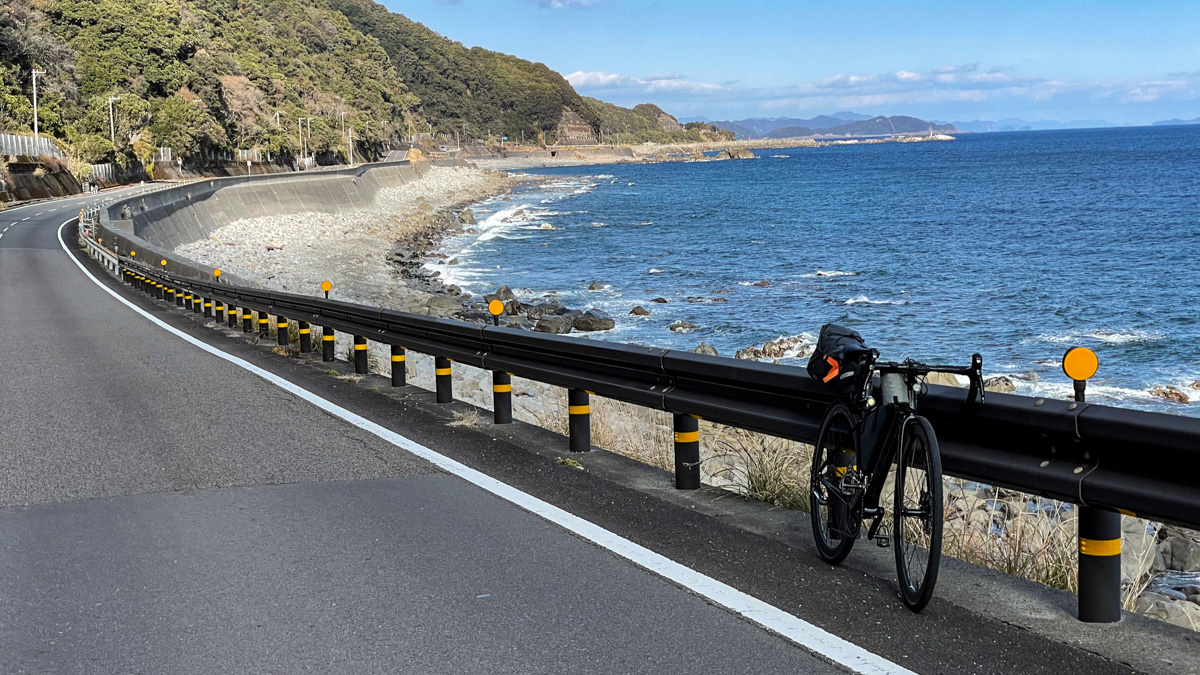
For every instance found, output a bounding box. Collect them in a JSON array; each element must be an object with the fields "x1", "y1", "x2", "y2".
[{"x1": 435, "y1": 126, "x2": 1200, "y2": 413}]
